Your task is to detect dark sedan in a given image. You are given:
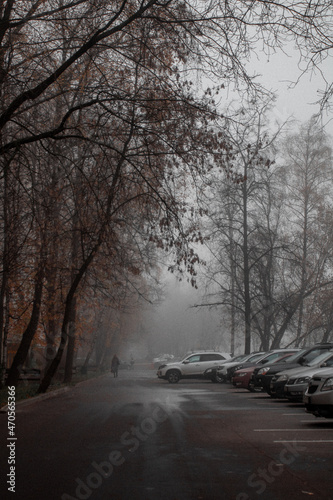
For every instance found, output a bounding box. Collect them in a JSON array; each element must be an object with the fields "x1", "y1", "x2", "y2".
[
  {"x1": 233, "y1": 352, "x2": 295, "y2": 391},
  {"x1": 253, "y1": 343, "x2": 333, "y2": 397},
  {"x1": 226, "y1": 348, "x2": 299, "y2": 382}
]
